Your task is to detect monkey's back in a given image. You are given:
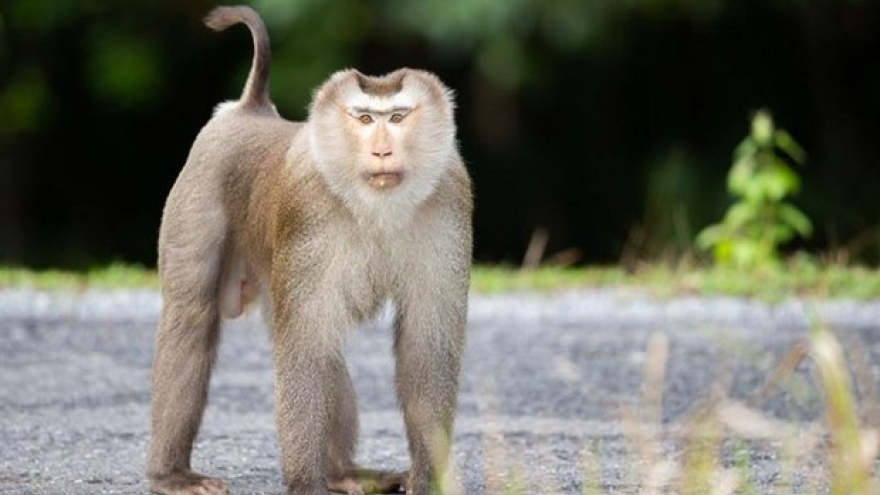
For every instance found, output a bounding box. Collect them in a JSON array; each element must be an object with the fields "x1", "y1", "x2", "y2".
[{"x1": 158, "y1": 108, "x2": 304, "y2": 279}]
